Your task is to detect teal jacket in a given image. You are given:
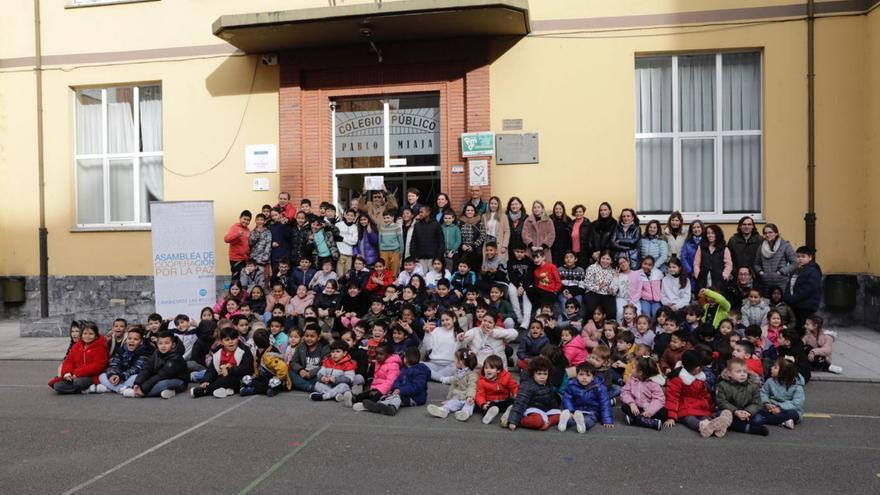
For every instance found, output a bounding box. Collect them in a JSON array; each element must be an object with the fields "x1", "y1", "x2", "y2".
[
  {"x1": 378, "y1": 222, "x2": 404, "y2": 253},
  {"x1": 760, "y1": 375, "x2": 806, "y2": 419},
  {"x1": 441, "y1": 223, "x2": 462, "y2": 254}
]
